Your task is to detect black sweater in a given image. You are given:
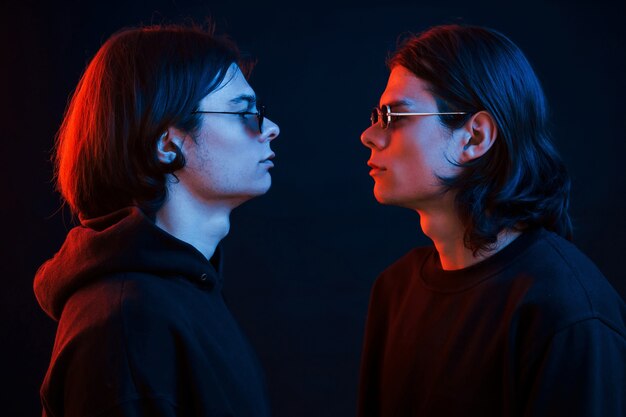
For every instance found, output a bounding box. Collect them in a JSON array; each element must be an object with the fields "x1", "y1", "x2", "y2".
[
  {"x1": 34, "y1": 207, "x2": 270, "y2": 417},
  {"x1": 357, "y1": 228, "x2": 626, "y2": 417}
]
